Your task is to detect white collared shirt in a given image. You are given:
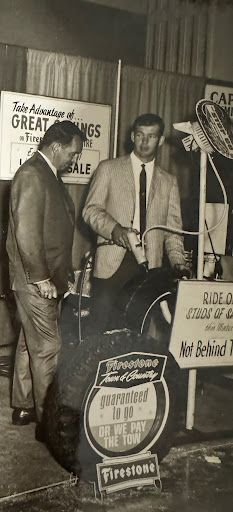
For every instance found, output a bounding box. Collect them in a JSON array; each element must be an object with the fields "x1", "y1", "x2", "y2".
[
  {"x1": 38, "y1": 150, "x2": 57, "y2": 178},
  {"x1": 130, "y1": 151, "x2": 155, "y2": 232}
]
